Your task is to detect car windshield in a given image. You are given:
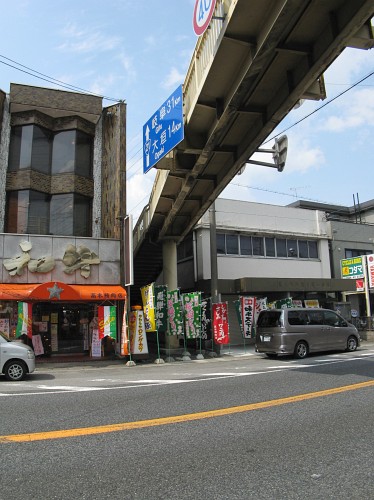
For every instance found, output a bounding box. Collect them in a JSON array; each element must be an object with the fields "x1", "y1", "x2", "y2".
[{"x1": 0, "y1": 331, "x2": 11, "y2": 342}]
